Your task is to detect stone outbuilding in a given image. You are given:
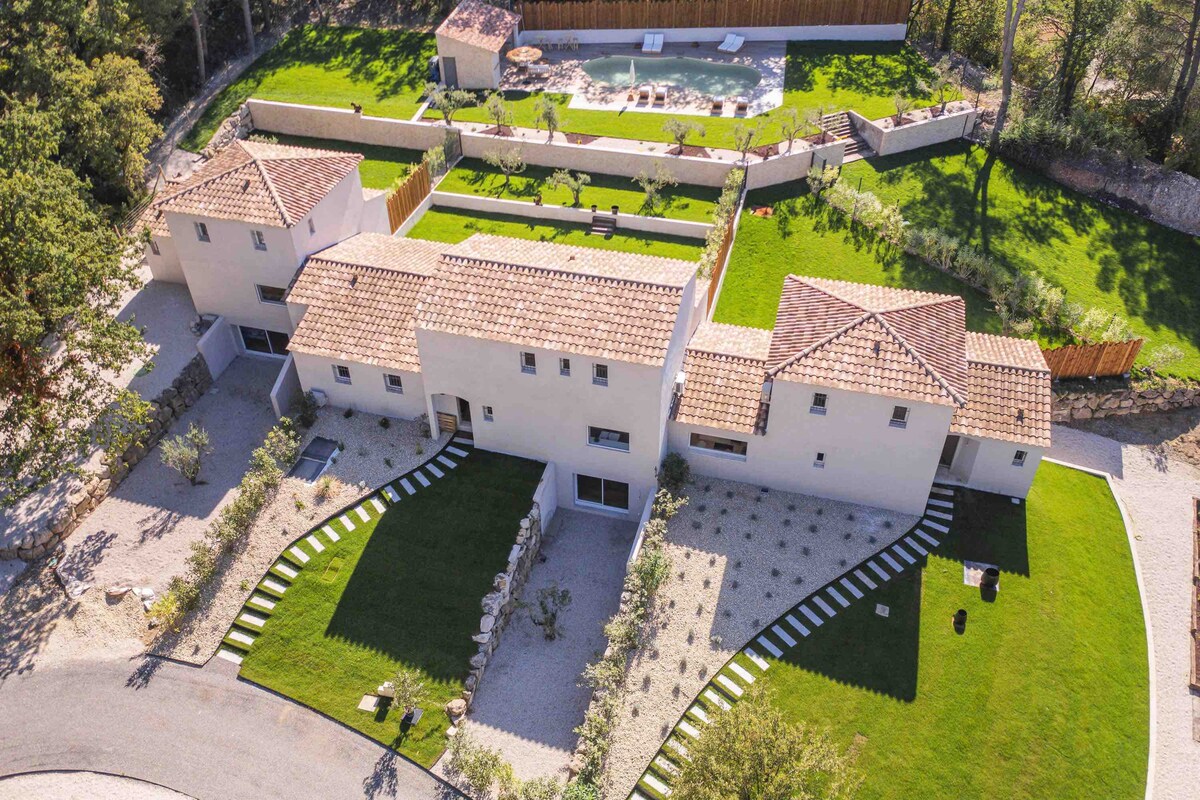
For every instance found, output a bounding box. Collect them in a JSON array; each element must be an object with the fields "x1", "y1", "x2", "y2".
[{"x1": 435, "y1": 0, "x2": 521, "y2": 89}]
